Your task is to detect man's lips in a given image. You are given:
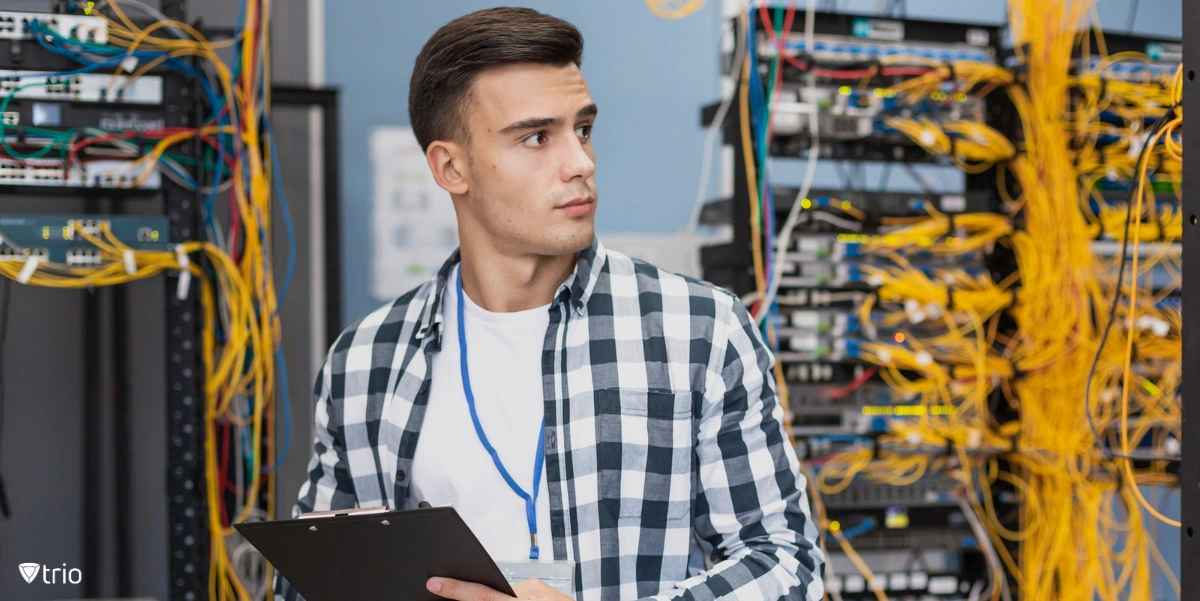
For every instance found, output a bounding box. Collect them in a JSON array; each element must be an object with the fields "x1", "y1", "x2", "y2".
[{"x1": 556, "y1": 196, "x2": 595, "y2": 217}]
